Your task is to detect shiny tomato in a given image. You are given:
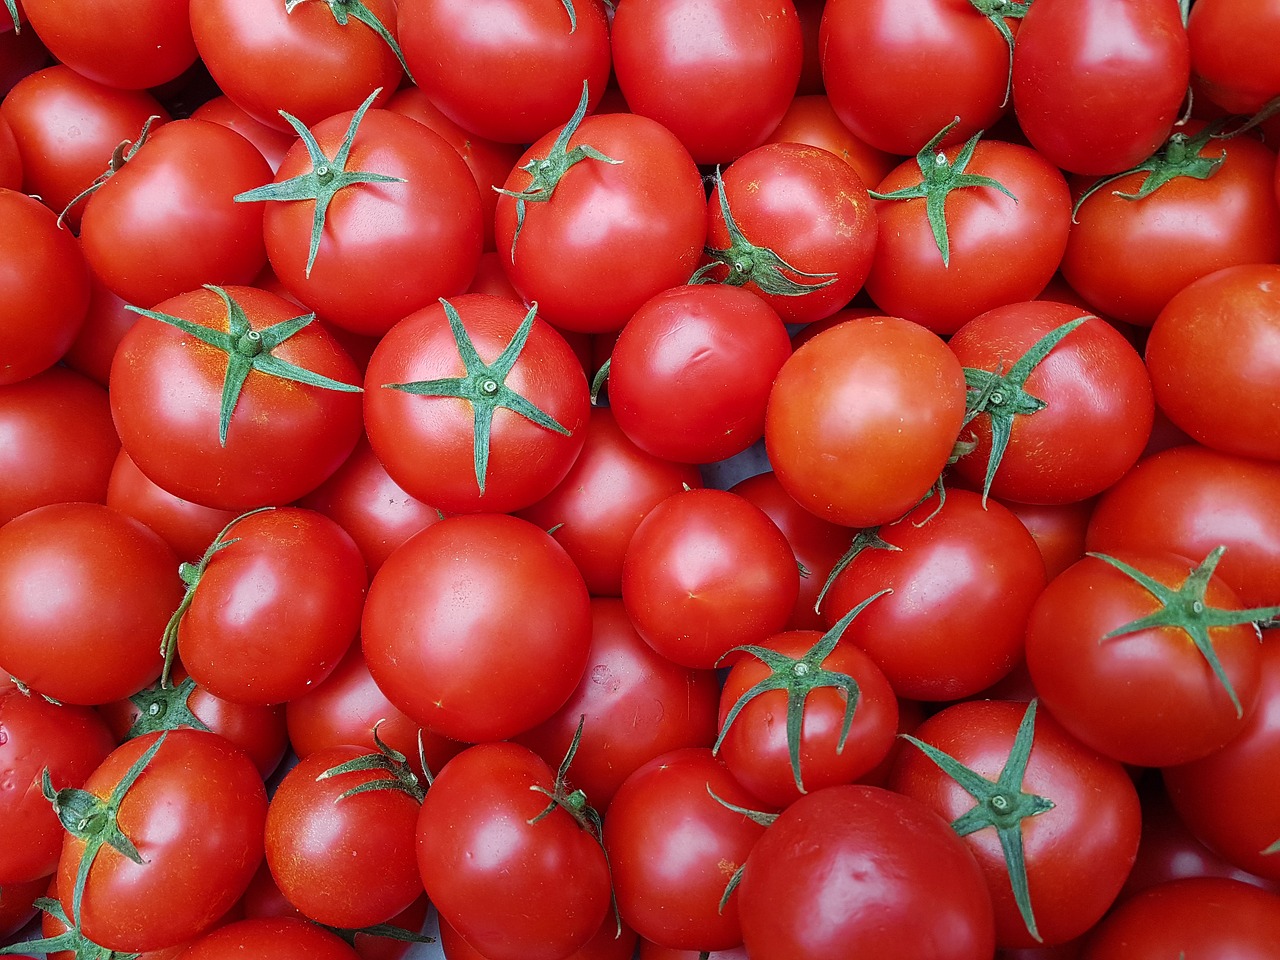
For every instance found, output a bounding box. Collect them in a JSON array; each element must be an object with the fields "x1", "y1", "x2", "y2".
[
  {"x1": 763, "y1": 94, "x2": 899, "y2": 191},
  {"x1": 1189, "y1": 0, "x2": 1280, "y2": 113},
  {"x1": 177, "y1": 917, "x2": 361, "y2": 960},
  {"x1": 189, "y1": 95, "x2": 296, "y2": 173}
]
